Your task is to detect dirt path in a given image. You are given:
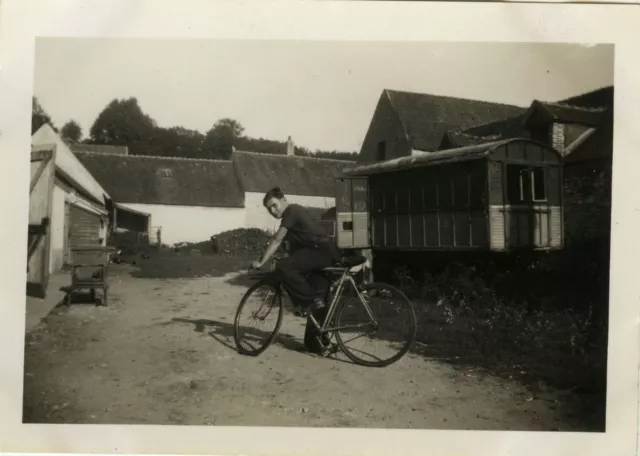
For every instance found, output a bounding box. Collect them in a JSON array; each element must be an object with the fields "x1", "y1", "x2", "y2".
[{"x1": 23, "y1": 265, "x2": 579, "y2": 430}]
